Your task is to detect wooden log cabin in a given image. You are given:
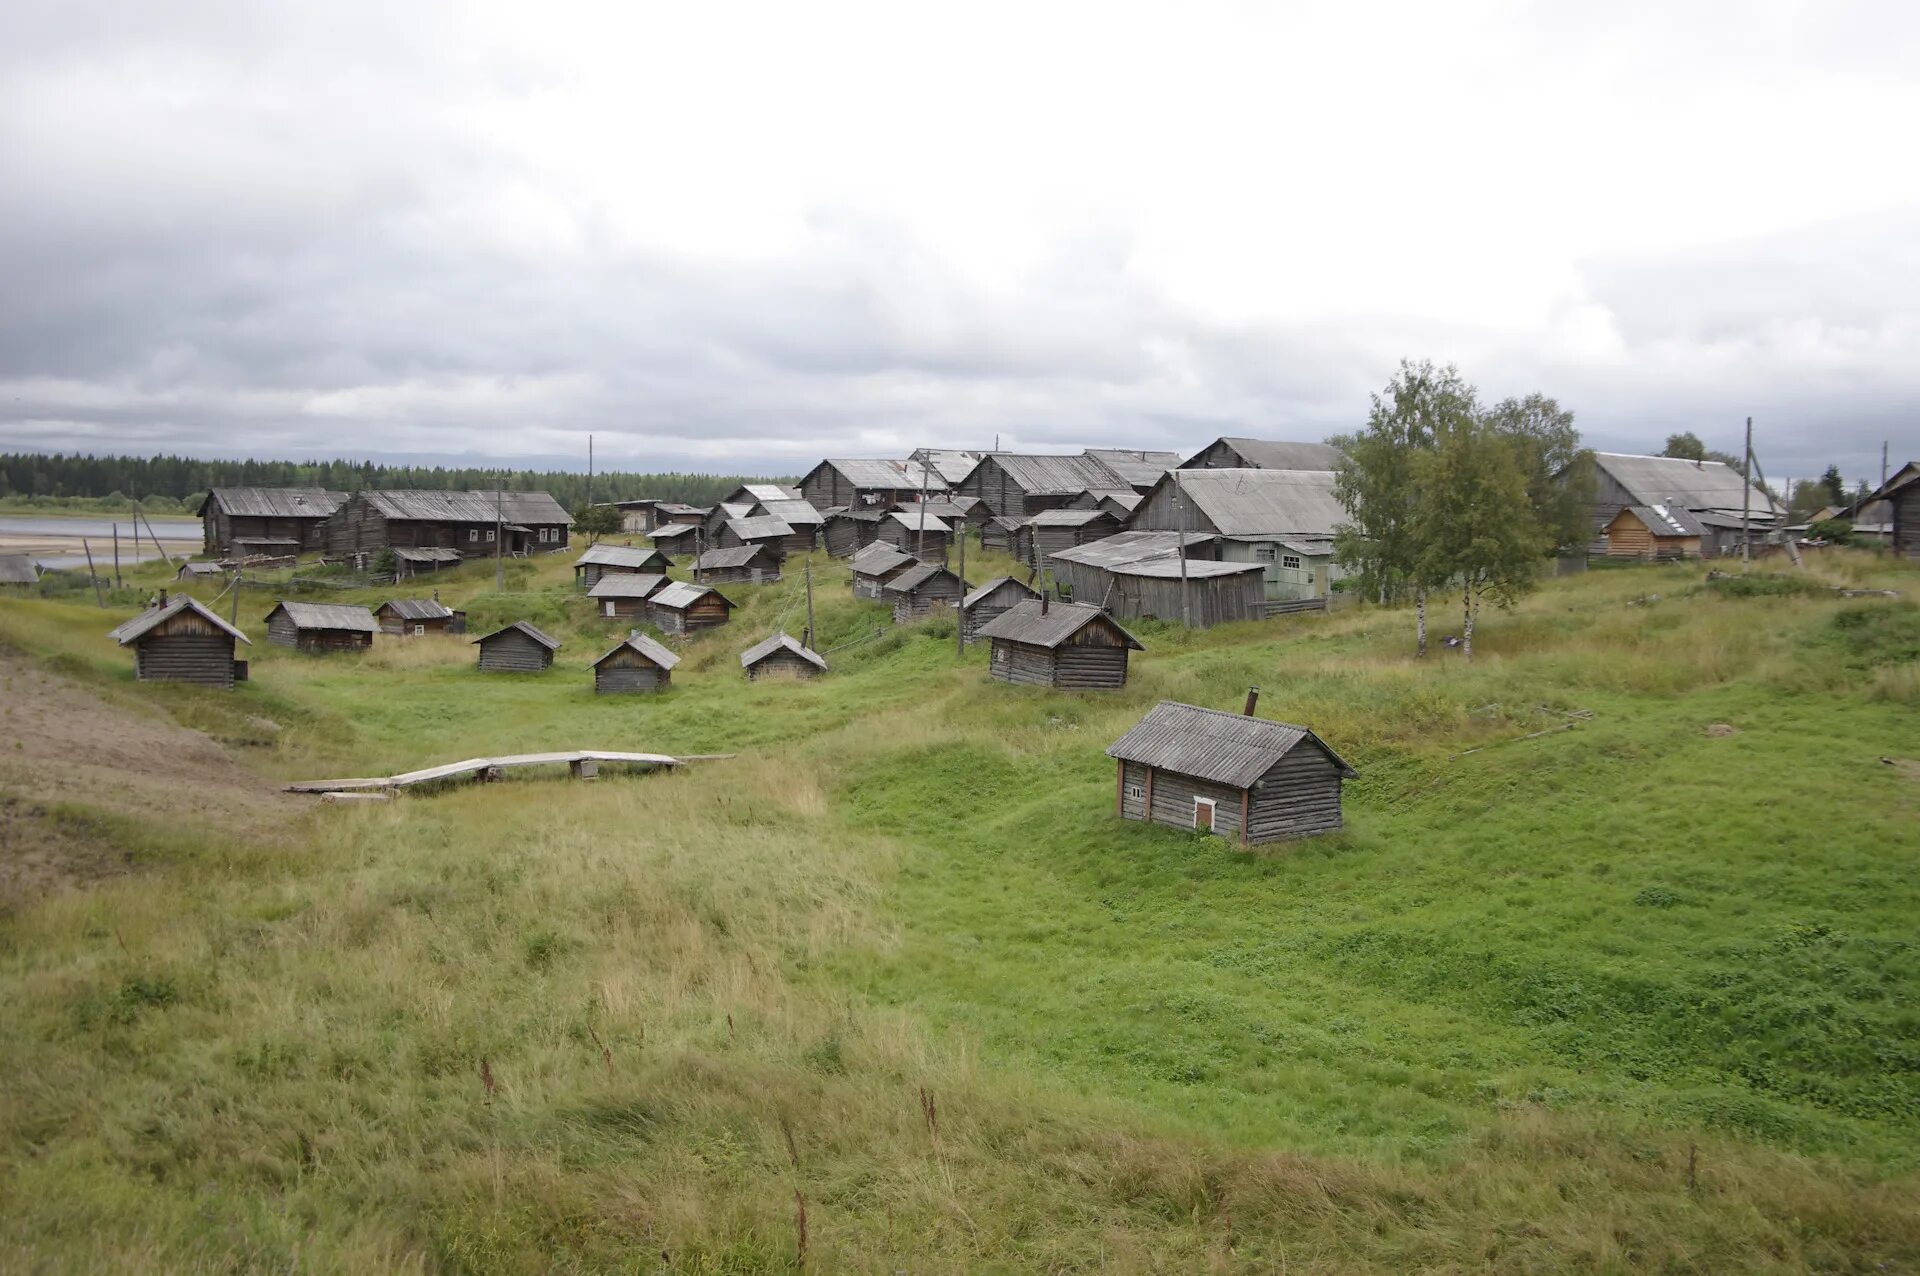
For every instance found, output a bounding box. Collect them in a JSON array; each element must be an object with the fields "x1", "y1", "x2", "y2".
[
  {"x1": 823, "y1": 509, "x2": 884, "y2": 558},
  {"x1": 322, "y1": 489, "x2": 571, "y2": 565},
  {"x1": 574, "y1": 544, "x2": 673, "y2": 588},
  {"x1": 960, "y1": 576, "x2": 1038, "y2": 644},
  {"x1": 197, "y1": 487, "x2": 346, "y2": 557},
  {"x1": 647, "y1": 581, "x2": 734, "y2": 636},
  {"x1": 975, "y1": 596, "x2": 1143, "y2": 690},
  {"x1": 646, "y1": 523, "x2": 700, "y2": 558},
  {"x1": 592, "y1": 631, "x2": 679, "y2": 694},
  {"x1": 264, "y1": 601, "x2": 378, "y2": 653},
  {"x1": 1025, "y1": 508, "x2": 1122, "y2": 563},
  {"x1": 850, "y1": 542, "x2": 920, "y2": 599},
  {"x1": 1604, "y1": 505, "x2": 1704, "y2": 560},
  {"x1": 885, "y1": 564, "x2": 967, "y2": 623},
  {"x1": 956, "y1": 452, "x2": 1127, "y2": 520},
  {"x1": 799, "y1": 458, "x2": 947, "y2": 511},
  {"x1": 693, "y1": 544, "x2": 782, "y2": 585},
  {"x1": 1864, "y1": 461, "x2": 1919, "y2": 560},
  {"x1": 874, "y1": 510, "x2": 951, "y2": 560},
  {"x1": 108, "y1": 593, "x2": 251, "y2": 689},
  {"x1": 588, "y1": 573, "x2": 669, "y2": 619},
  {"x1": 1105, "y1": 695, "x2": 1357, "y2": 845},
  {"x1": 715, "y1": 514, "x2": 793, "y2": 562},
  {"x1": 374, "y1": 598, "x2": 466, "y2": 636},
  {"x1": 980, "y1": 516, "x2": 1024, "y2": 556},
  {"x1": 751, "y1": 499, "x2": 825, "y2": 555},
  {"x1": 740, "y1": 631, "x2": 827, "y2": 680},
  {"x1": 473, "y1": 621, "x2": 561, "y2": 672}
]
